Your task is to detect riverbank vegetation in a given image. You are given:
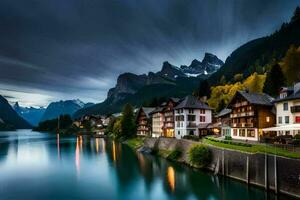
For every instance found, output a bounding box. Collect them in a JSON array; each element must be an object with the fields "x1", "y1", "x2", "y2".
[
  {"x1": 125, "y1": 137, "x2": 144, "y2": 149},
  {"x1": 33, "y1": 114, "x2": 77, "y2": 134},
  {"x1": 203, "y1": 137, "x2": 300, "y2": 159},
  {"x1": 105, "y1": 103, "x2": 136, "y2": 140},
  {"x1": 188, "y1": 144, "x2": 211, "y2": 168}
]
